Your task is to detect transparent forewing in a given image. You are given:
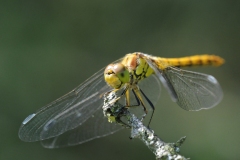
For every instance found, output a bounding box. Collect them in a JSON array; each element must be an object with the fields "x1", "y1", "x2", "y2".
[
  {"x1": 41, "y1": 107, "x2": 122, "y2": 148},
  {"x1": 40, "y1": 73, "x2": 162, "y2": 148},
  {"x1": 164, "y1": 67, "x2": 223, "y2": 111},
  {"x1": 47, "y1": 74, "x2": 162, "y2": 148},
  {"x1": 19, "y1": 67, "x2": 111, "y2": 142}
]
